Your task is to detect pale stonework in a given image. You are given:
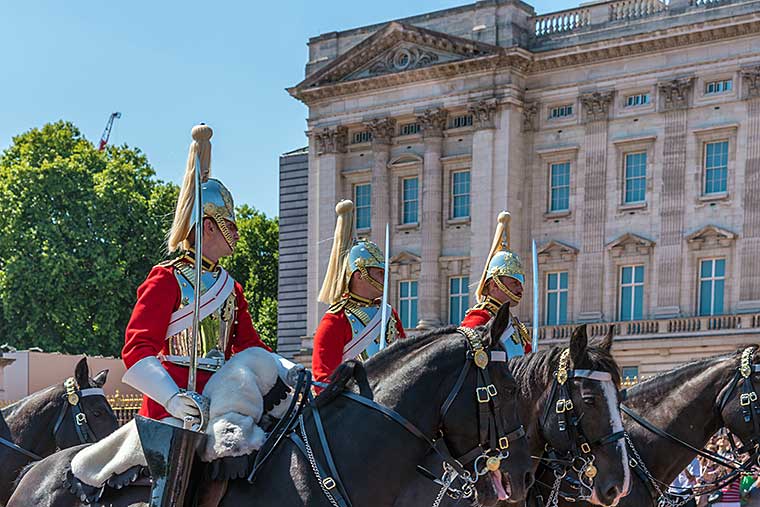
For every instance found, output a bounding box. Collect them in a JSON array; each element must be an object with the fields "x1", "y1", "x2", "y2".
[{"x1": 285, "y1": 0, "x2": 760, "y2": 376}]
